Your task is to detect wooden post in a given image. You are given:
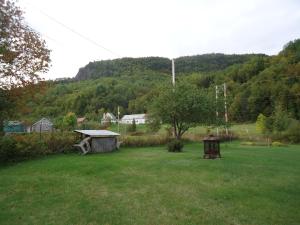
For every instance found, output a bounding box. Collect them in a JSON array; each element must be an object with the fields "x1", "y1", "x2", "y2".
[
  {"x1": 39, "y1": 121, "x2": 42, "y2": 140},
  {"x1": 224, "y1": 83, "x2": 228, "y2": 135},
  {"x1": 215, "y1": 85, "x2": 219, "y2": 136},
  {"x1": 172, "y1": 59, "x2": 175, "y2": 86}
]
